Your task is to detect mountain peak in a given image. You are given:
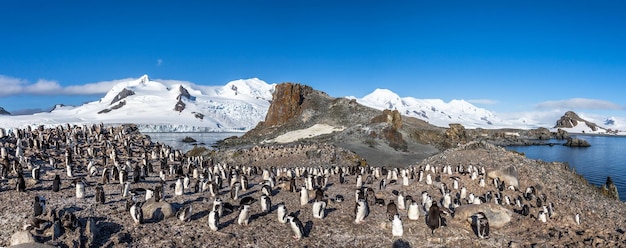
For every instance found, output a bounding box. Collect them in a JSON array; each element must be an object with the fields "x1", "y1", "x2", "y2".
[{"x1": 0, "y1": 107, "x2": 10, "y2": 116}]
